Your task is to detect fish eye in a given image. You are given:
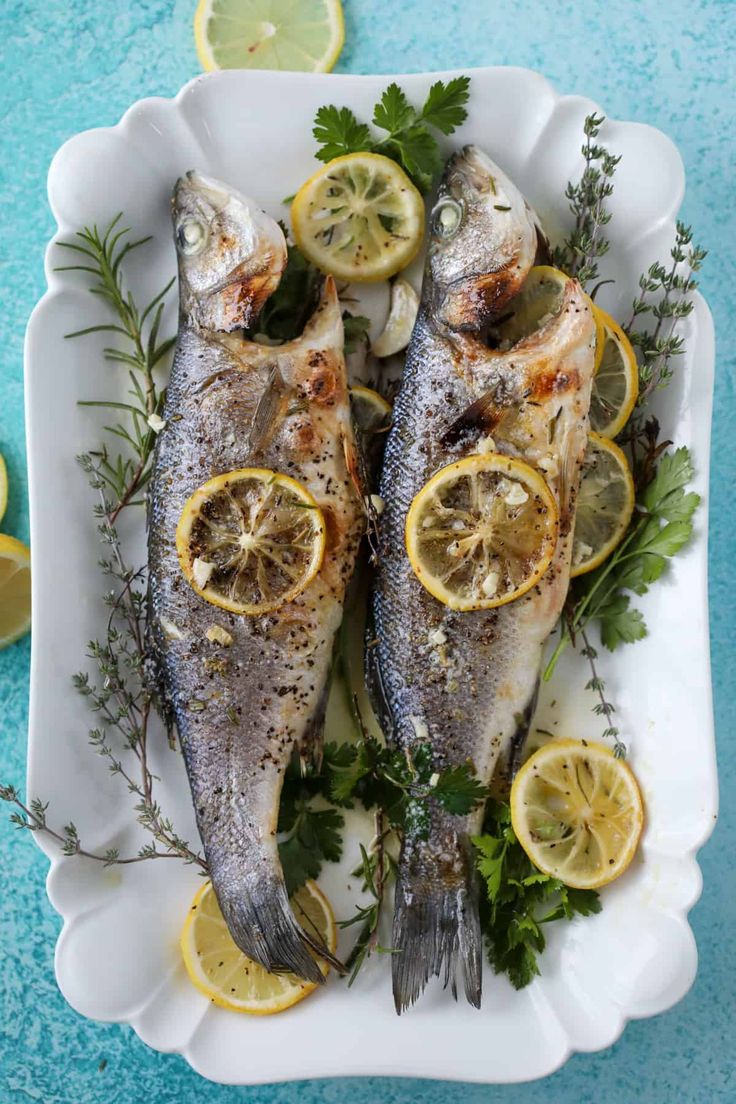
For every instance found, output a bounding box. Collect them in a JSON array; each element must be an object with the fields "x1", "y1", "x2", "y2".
[
  {"x1": 176, "y1": 218, "x2": 208, "y2": 255},
  {"x1": 431, "y1": 198, "x2": 463, "y2": 239}
]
